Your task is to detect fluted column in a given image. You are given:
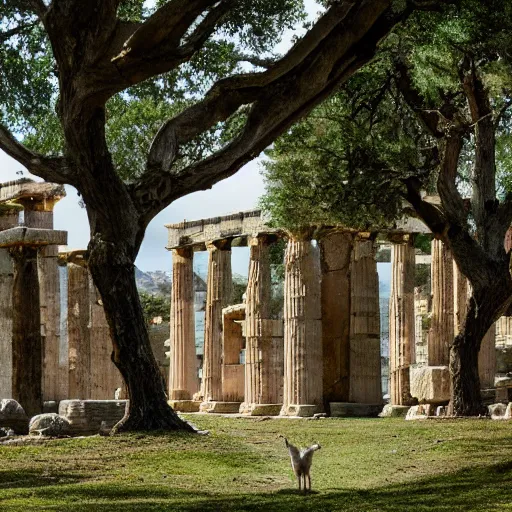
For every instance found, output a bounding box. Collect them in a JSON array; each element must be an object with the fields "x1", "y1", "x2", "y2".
[
  {"x1": 21, "y1": 197, "x2": 65, "y2": 401},
  {"x1": 349, "y1": 236, "x2": 381, "y2": 404},
  {"x1": 11, "y1": 245, "x2": 42, "y2": 417},
  {"x1": 389, "y1": 236, "x2": 415, "y2": 405},
  {"x1": 169, "y1": 247, "x2": 197, "y2": 401},
  {"x1": 201, "y1": 240, "x2": 232, "y2": 403},
  {"x1": 428, "y1": 239, "x2": 454, "y2": 366},
  {"x1": 0, "y1": 208, "x2": 18, "y2": 398},
  {"x1": 67, "y1": 261, "x2": 91, "y2": 399},
  {"x1": 319, "y1": 231, "x2": 353, "y2": 403},
  {"x1": 281, "y1": 237, "x2": 323, "y2": 416},
  {"x1": 241, "y1": 235, "x2": 282, "y2": 414}
]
